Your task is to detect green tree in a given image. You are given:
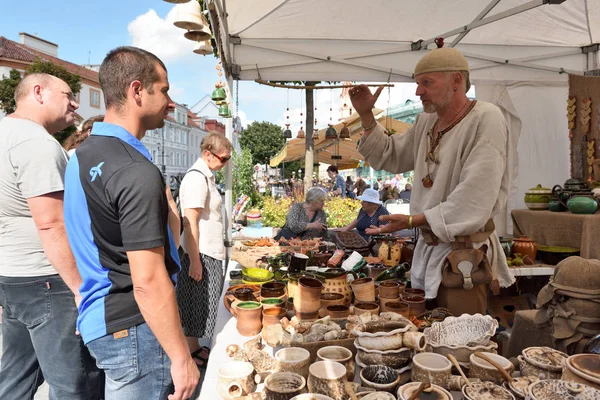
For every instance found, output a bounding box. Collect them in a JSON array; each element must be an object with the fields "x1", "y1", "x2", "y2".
[
  {"x1": 217, "y1": 147, "x2": 254, "y2": 201},
  {"x1": 0, "y1": 59, "x2": 82, "y2": 144},
  {"x1": 238, "y1": 121, "x2": 286, "y2": 165}
]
